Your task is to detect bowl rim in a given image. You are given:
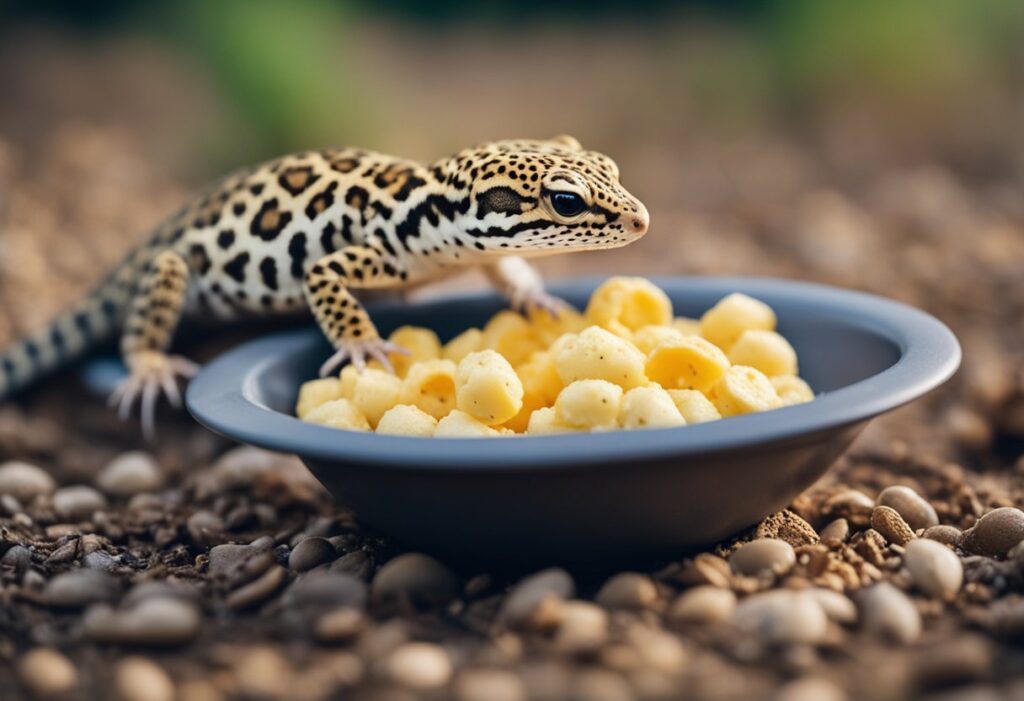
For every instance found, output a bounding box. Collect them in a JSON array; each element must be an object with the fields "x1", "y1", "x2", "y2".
[{"x1": 186, "y1": 275, "x2": 961, "y2": 470}]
